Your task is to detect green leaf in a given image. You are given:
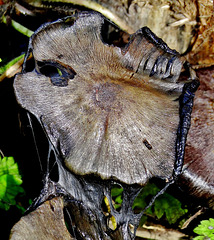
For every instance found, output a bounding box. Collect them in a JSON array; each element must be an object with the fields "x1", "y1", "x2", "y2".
[
  {"x1": 154, "y1": 193, "x2": 188, "y2": 224},
  {"x1": 0, "y1": 156, "x2": 24, "y2": 210},
  {"x1": 132, "y1": 183, "x2": 160, "y2": 211},
  {"x1": 132, "y1": 183, "x2": 187, "y2": 224},
  {"x1": 154, "y1": 197, "x2": 165, "y2": 219},
  {"x1": 115, "y1": 195, "x2": 123, "y2": 204},
  {"x1": 16, "y1": 203, "x2": 26, "y2": 214},
  {"x1": 193, "y1": 236, "x2": 208, "y2": 240},
  {"x1": 111, "y1": 187, "x2": 123, "y2": 209},
  {"x1": 111, "y1": 187, "x2": 123, "y2": 197},
  {"x1": 194, "y1": 218, "x2": 214, "y2": 238}
]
